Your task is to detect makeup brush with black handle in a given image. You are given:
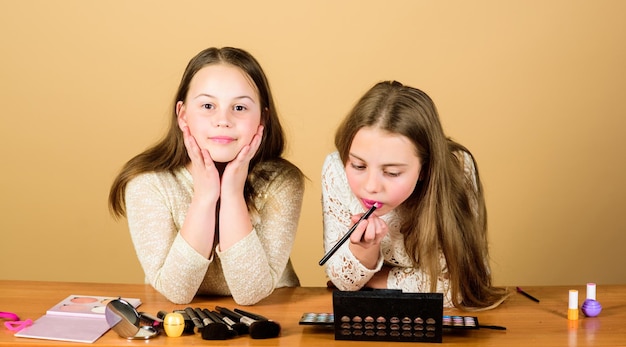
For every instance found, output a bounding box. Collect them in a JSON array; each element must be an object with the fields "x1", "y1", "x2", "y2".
[
  {"x1": 234, "y1": 308, "x2": 275, "y2": 322},
  {"x1": 208, "y1": 309, "x2": 249, "y2": 336},
  {"x1": 215, "y1": 306, "x2": 280, "y2": 339},
  {"x1": 190, "y1": 307, "x2": 232, "y2": 340},
  {"x1": 201, "y1": 309, "x2": 238, "y2": 338}
]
